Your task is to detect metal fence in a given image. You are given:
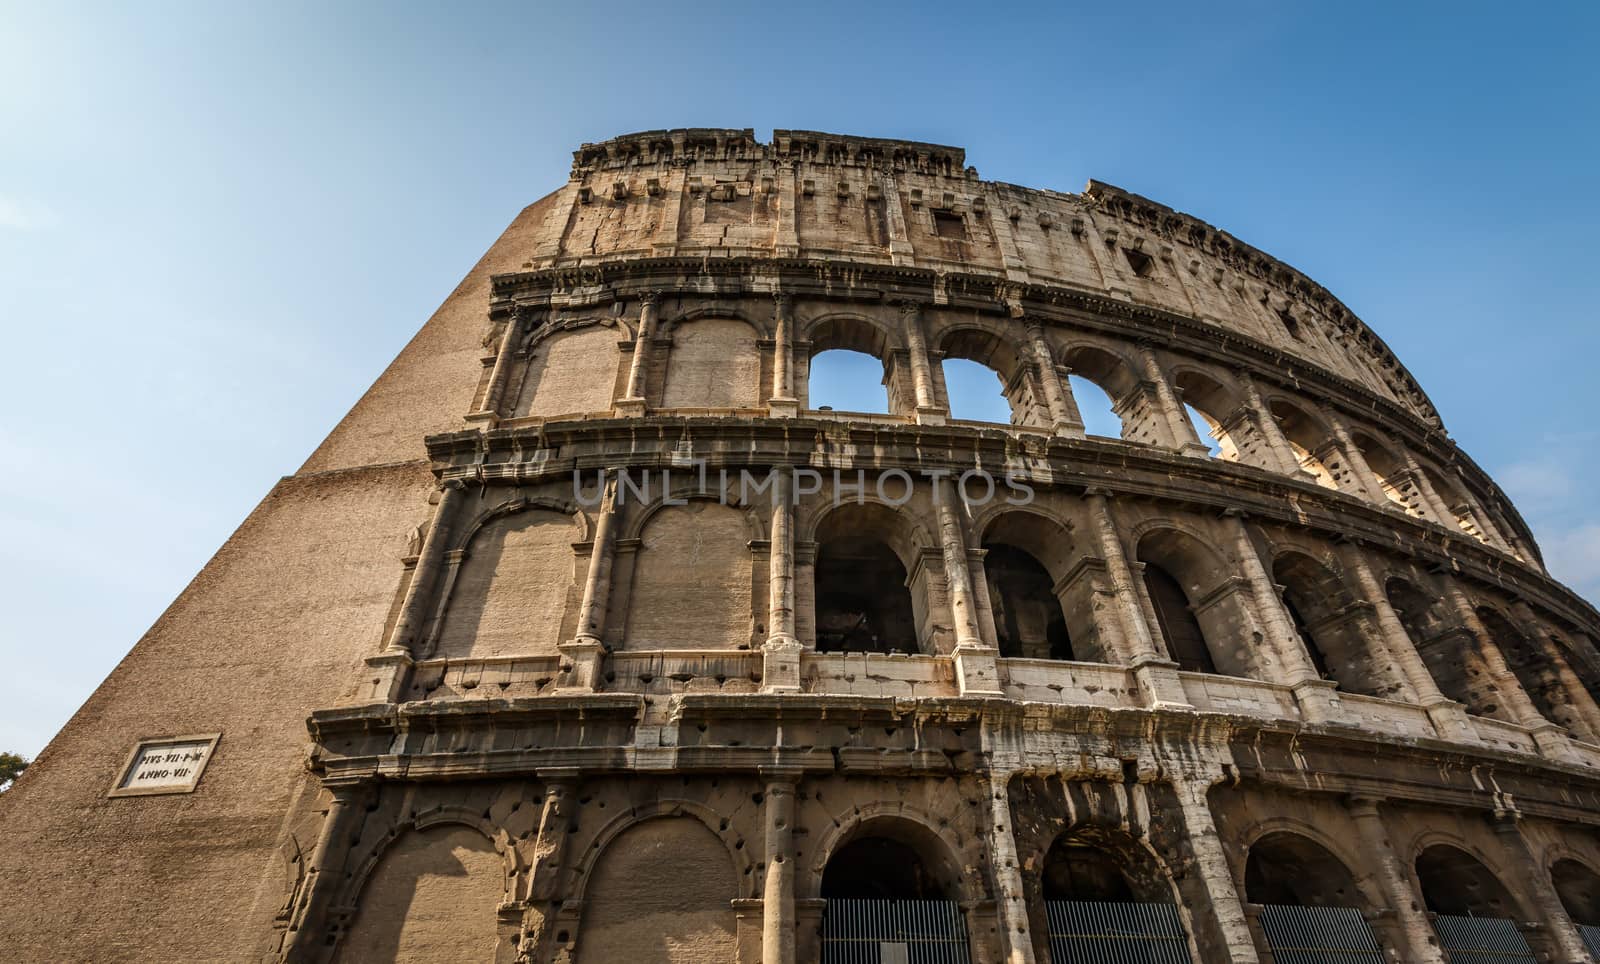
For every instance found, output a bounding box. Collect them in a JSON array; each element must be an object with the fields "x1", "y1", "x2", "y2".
[
  {"x1": 1430, "y1": 914, "x2": 1538, "y2": 964},
  {"x1": 1580, "y1": 922, "x2": 1600, "y2": 959},
  {"x1": 820, "y1": 899, "x2": 972, "y2": 964},
  {"x1": 1044, "y1": 900, "x2": 1192, "y2": 963},
  {"x1": 1255, "y1": 904, "x2": 1385, "y2": 964}
]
